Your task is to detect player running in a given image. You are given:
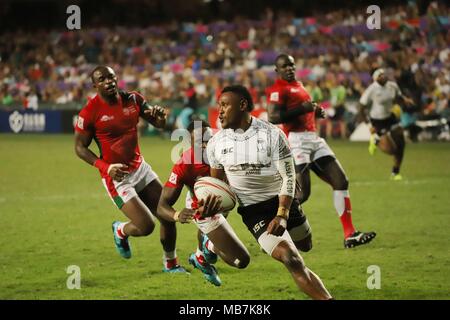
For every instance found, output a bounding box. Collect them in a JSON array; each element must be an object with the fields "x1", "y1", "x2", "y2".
[
  {"x1": 158, "y1": 120, "x2": 250, "y2": 286},
  {"x1": 74, "y1": 66, "x2": 187, "y2": 273},
  {"x1": 208, "y1": 85, "x2": 333, "y2": 300},
  {"x1": 266, "y1": 54, "x2": 376, "y2": 248},
  {"x1": 359, "y1": 68, "x2": 415, "y2": 180}
]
